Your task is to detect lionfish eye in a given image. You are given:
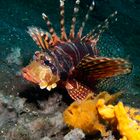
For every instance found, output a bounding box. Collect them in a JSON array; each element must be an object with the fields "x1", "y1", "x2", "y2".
[{"x1": 44, "y1": 60, "x2": 50, "y2": 65}]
